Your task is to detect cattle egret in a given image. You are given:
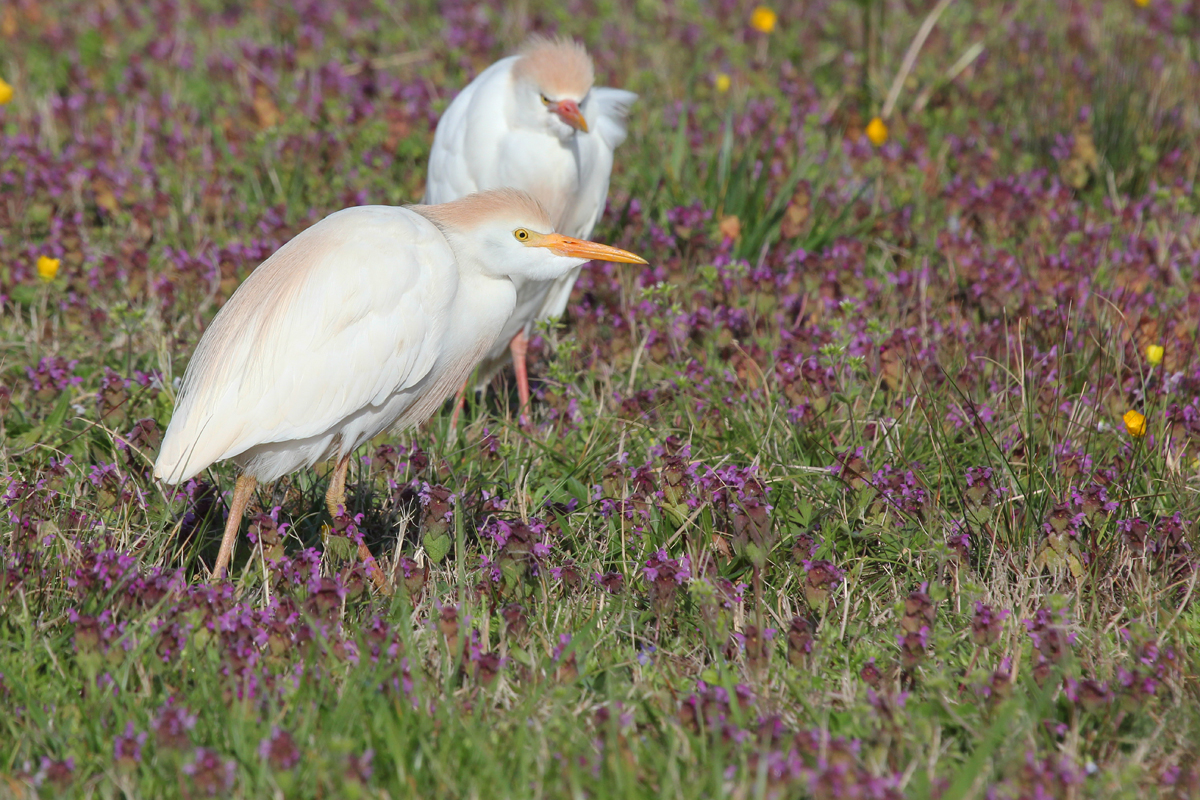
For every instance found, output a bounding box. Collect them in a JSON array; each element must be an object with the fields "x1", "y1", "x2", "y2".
[
  {"x1": 424, "y1": 35, "x2": 637, "y2": 422},
  {"x1": 154, "y1": 189, "x2": 646, "y2": 585}
]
